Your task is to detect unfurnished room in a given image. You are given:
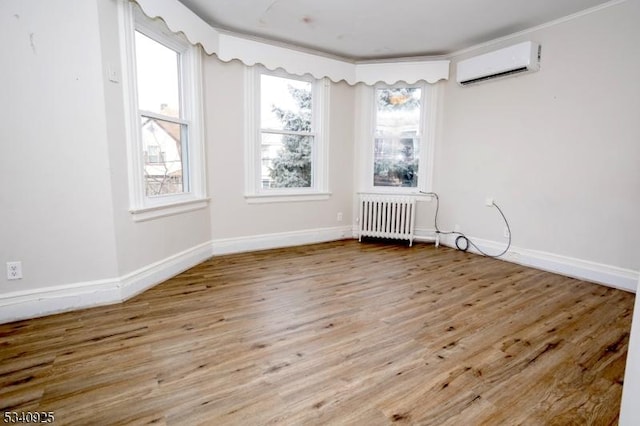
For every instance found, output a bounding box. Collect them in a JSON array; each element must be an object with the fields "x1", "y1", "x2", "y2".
[{"x1": 1, "y1": 0, "x2": 639, "y2": 424}]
